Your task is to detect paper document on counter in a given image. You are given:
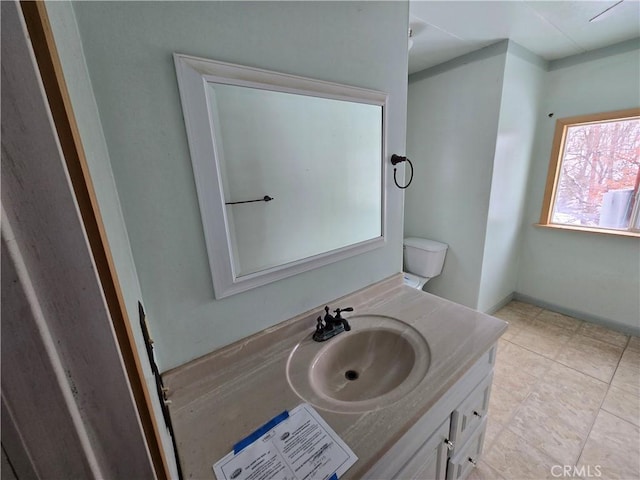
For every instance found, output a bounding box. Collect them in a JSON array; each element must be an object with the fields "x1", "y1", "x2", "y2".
[{"x1": 213, "y1": 403, "x2": 358, "y2": 480}]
